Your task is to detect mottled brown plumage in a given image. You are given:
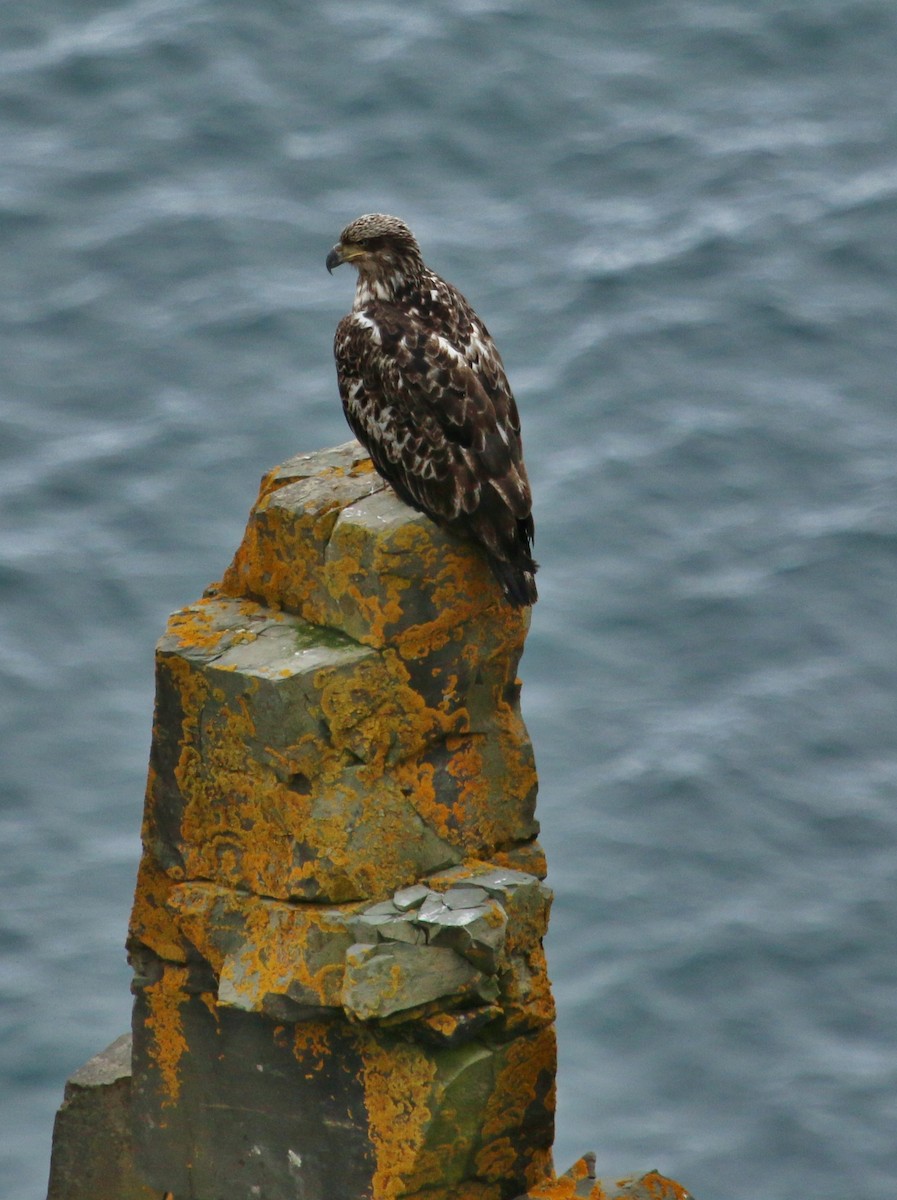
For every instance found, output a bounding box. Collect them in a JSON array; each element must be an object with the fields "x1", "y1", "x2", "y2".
[{"x1": 326, "y1": 213, "x2": 537, "y2": 606}]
